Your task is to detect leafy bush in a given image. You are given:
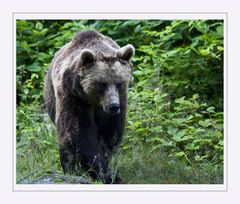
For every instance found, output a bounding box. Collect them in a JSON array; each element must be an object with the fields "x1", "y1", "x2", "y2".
[{"x1": 125, "y1": 91, "x2": 223, "y2": 166}]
